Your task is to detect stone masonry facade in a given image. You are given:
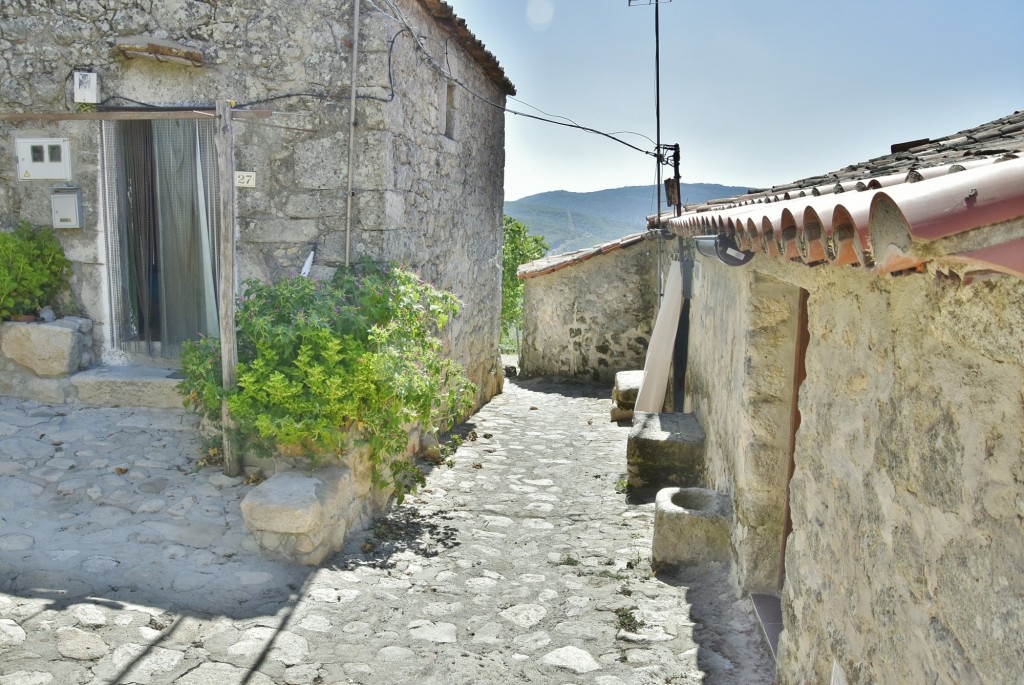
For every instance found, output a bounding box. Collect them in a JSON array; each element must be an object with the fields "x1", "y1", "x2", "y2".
[
  {"x1": 0, "y1": 0, "x2": 508, "y2": 408},
  {"x1": 686, "y1": 262, "x2": 801, "y2": 596},
  {"x1": 688, "y1": 250, "x2": 1024, "y2": 683},
  {"x1": 522, "y1": 217, "x2": 1023, "y2": 681},
  {"x1": 520, "y1": 239, "x2": 659, "y2": 382}
]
